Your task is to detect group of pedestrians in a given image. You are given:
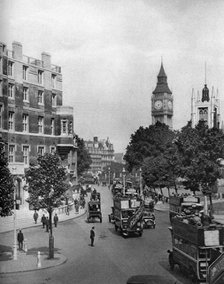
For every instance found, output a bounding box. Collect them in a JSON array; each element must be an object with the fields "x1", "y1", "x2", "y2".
[{"x1": 33, "y1": 211, "x2": 59, "y2": 231}]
